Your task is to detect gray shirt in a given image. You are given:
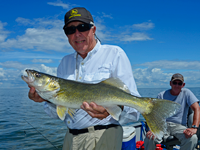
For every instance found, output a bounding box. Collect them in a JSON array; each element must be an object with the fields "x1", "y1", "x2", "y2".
[{"x1": 157, "y1": 88, "x2": 199, "y2": 126}]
